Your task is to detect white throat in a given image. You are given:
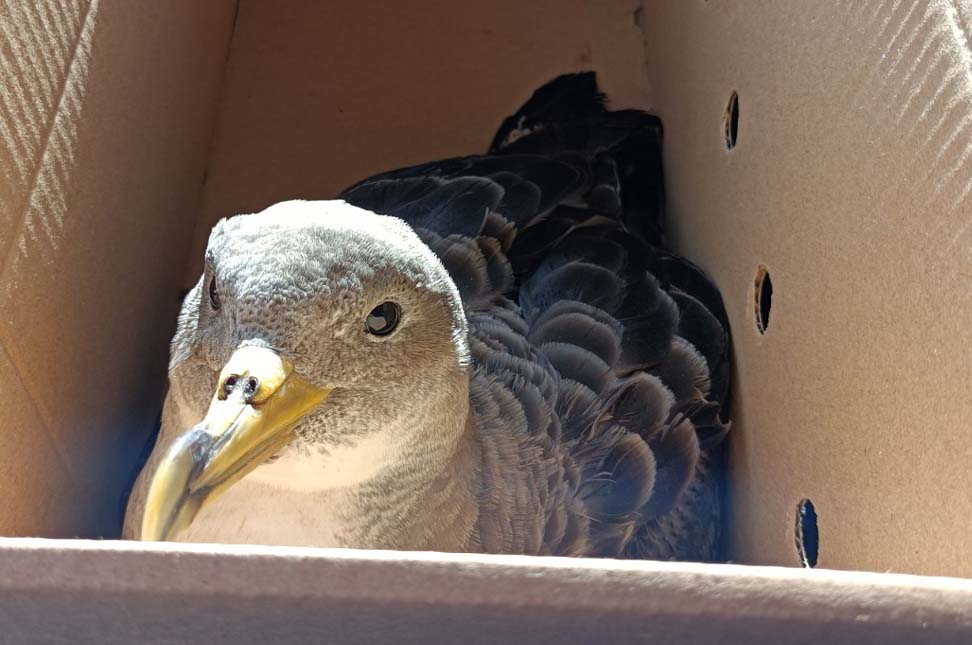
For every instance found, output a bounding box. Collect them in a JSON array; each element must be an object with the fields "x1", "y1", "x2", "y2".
[{"x1": 248, "y1": 429, "x2": 400, "y2": 493}]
